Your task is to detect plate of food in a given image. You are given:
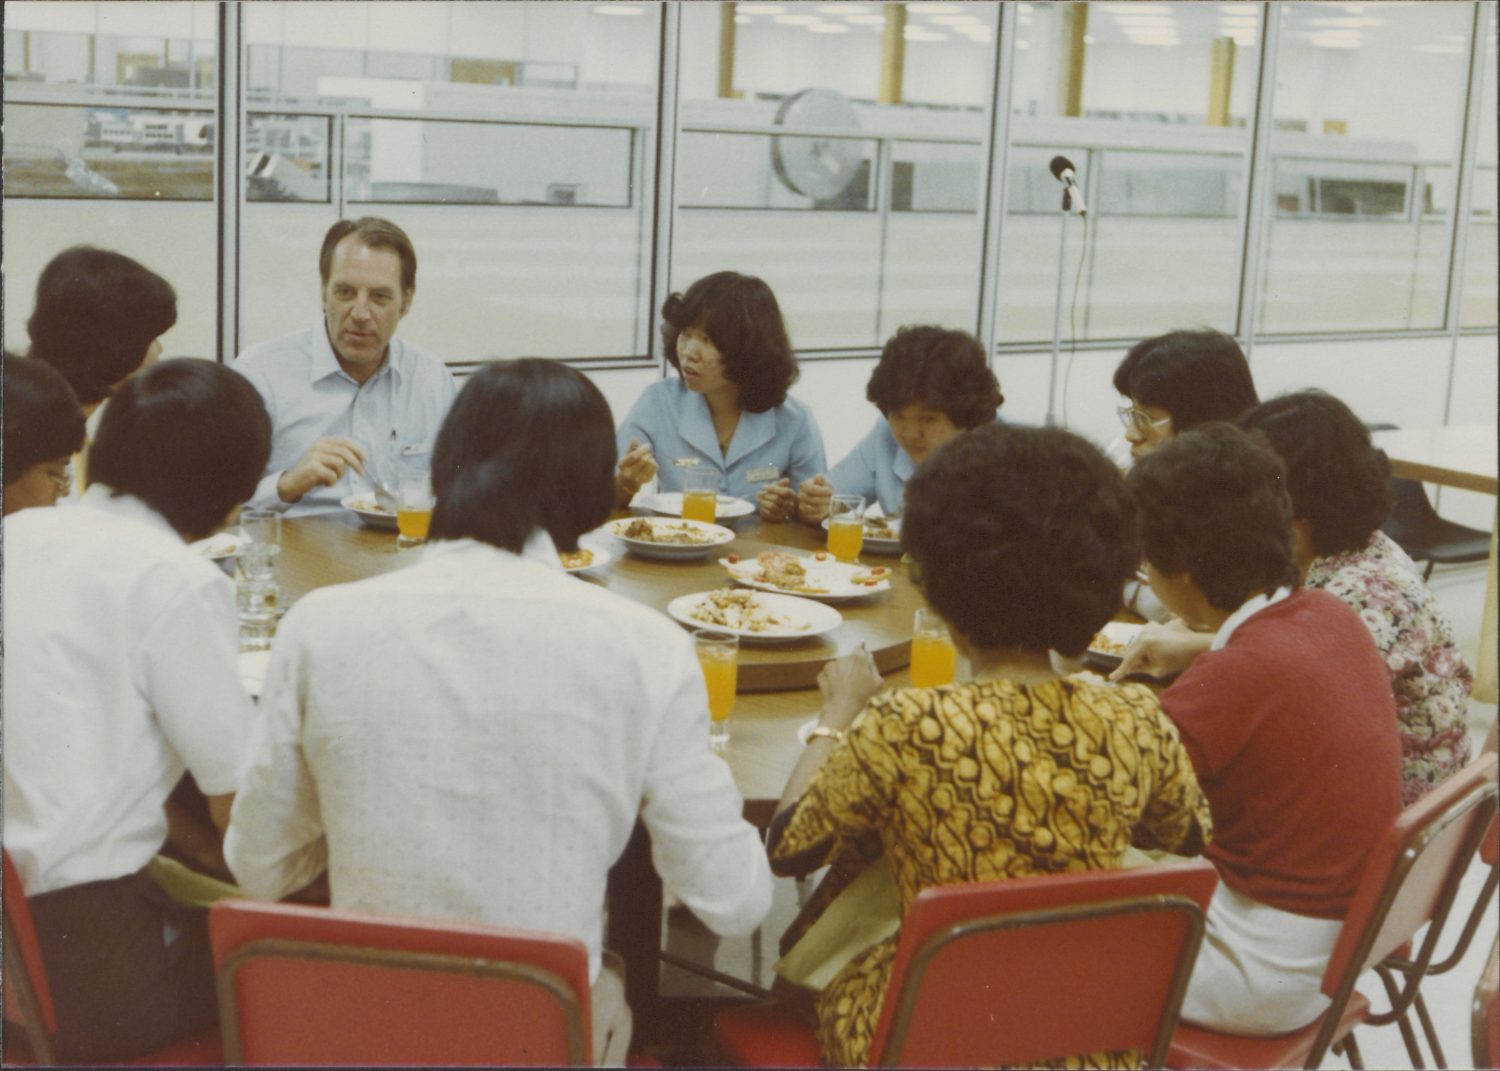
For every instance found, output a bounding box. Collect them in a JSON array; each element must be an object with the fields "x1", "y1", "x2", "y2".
[
  {"x1": 719, "y1": 550, "x2": 892, "y2": 601},
  {"x1": 606, "y1": 517, "x2": 736, "y2": 560},
  {"x1": 638, "y1": 491, "x2": 756, "y2": 520},
  {"x1": 192, "y1": 530, "x2": 248, "y2": 560},
  {"x1": 342, "y1": 494, "x2": 400, "y2": 532},
  {"x1": 820, "y1": 511, "x2": 903, "y2": 555},
  {"x1": 559, "y1": 534, "x2": 613, "y2": 574},
  {"x1": 668, "y1": 588, "x2": 841, "y2": 644},
  {"x1": 1080, "y1": 621, "x2": 1142, "y2": 673}
]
